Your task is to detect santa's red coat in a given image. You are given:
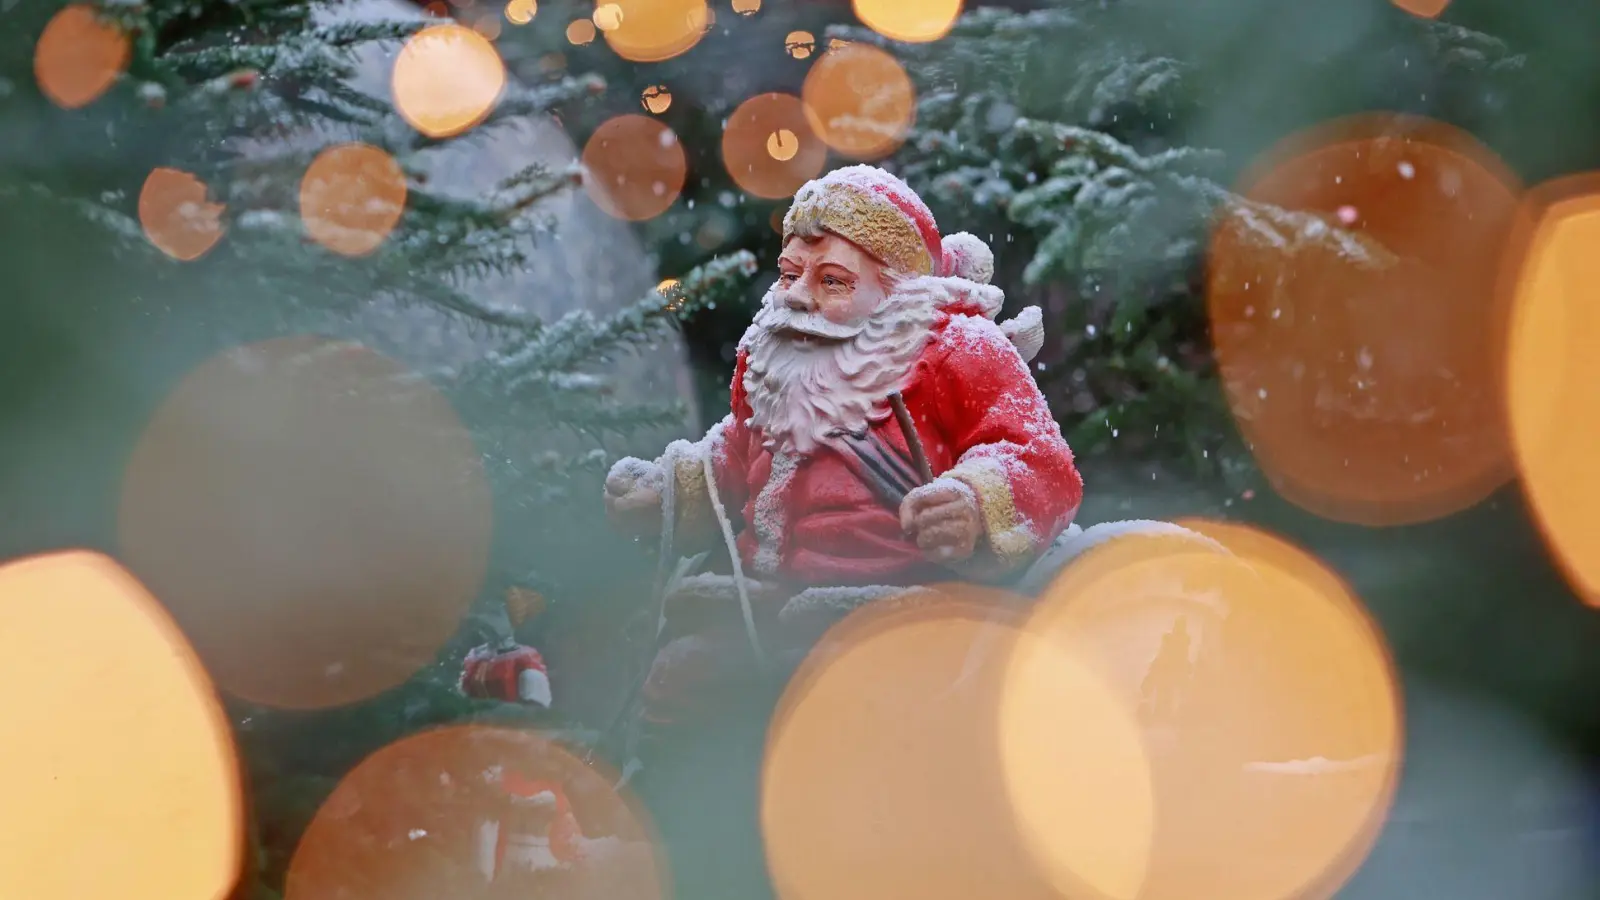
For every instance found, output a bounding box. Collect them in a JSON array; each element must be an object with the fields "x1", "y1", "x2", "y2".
[{"x1": 667, "y1": 307, "x2": 1083, "y2": 587}]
